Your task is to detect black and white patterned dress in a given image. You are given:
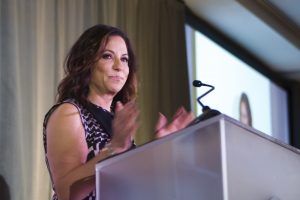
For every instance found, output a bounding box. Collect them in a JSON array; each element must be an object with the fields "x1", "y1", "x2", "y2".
[{"x1": 43, "y1": 98, "x2": 113, "y2": 200}]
